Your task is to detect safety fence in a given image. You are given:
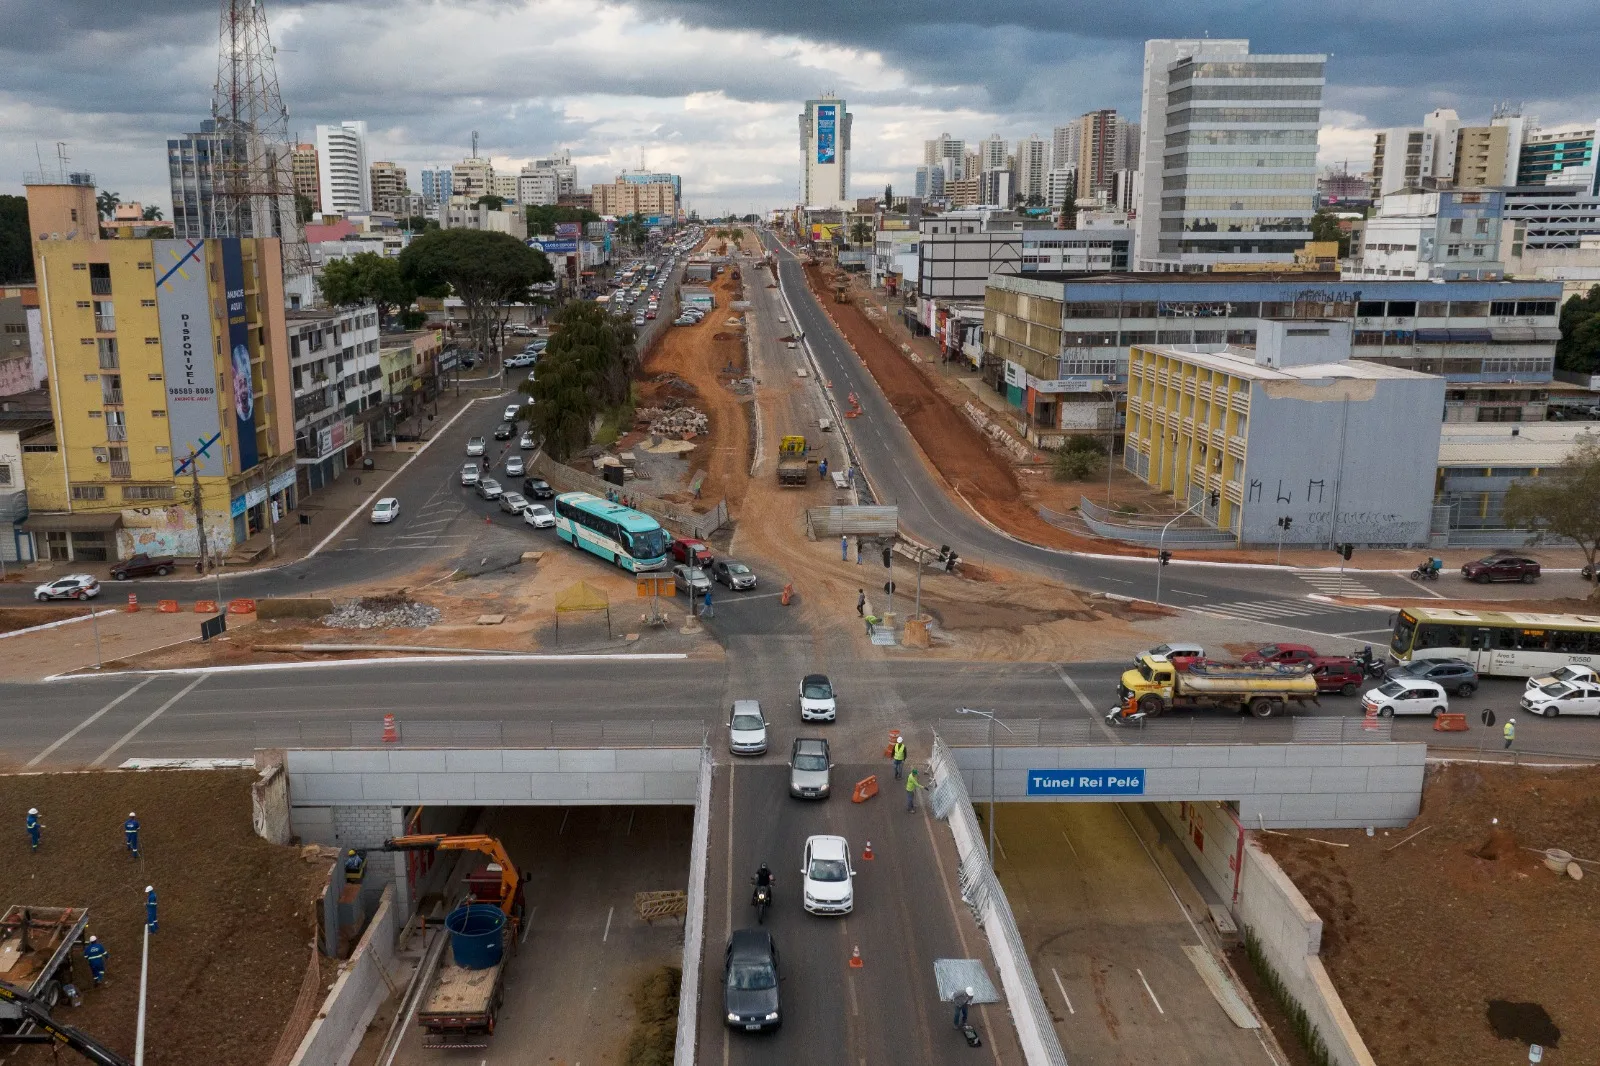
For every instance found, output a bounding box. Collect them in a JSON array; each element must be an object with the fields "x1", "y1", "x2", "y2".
[
  {"x1": 803, "y1": 504, "x2": 900, "y2": 538},
  {"x1": 257, "y1": 718, "x2": 708, "y2": 749},
  {"x1": 673, "y1": 747, "x2": 714, "y2": 1066},
  {"x1": 929, "y1": 735, "x2": 1069, "y2": 1066},
  {"x1": 528, "y1": 452, "x2": 729, "y2": 539},
  {"x1": 936, "y1": 714, "x2": 1394, "y2": 747}
]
